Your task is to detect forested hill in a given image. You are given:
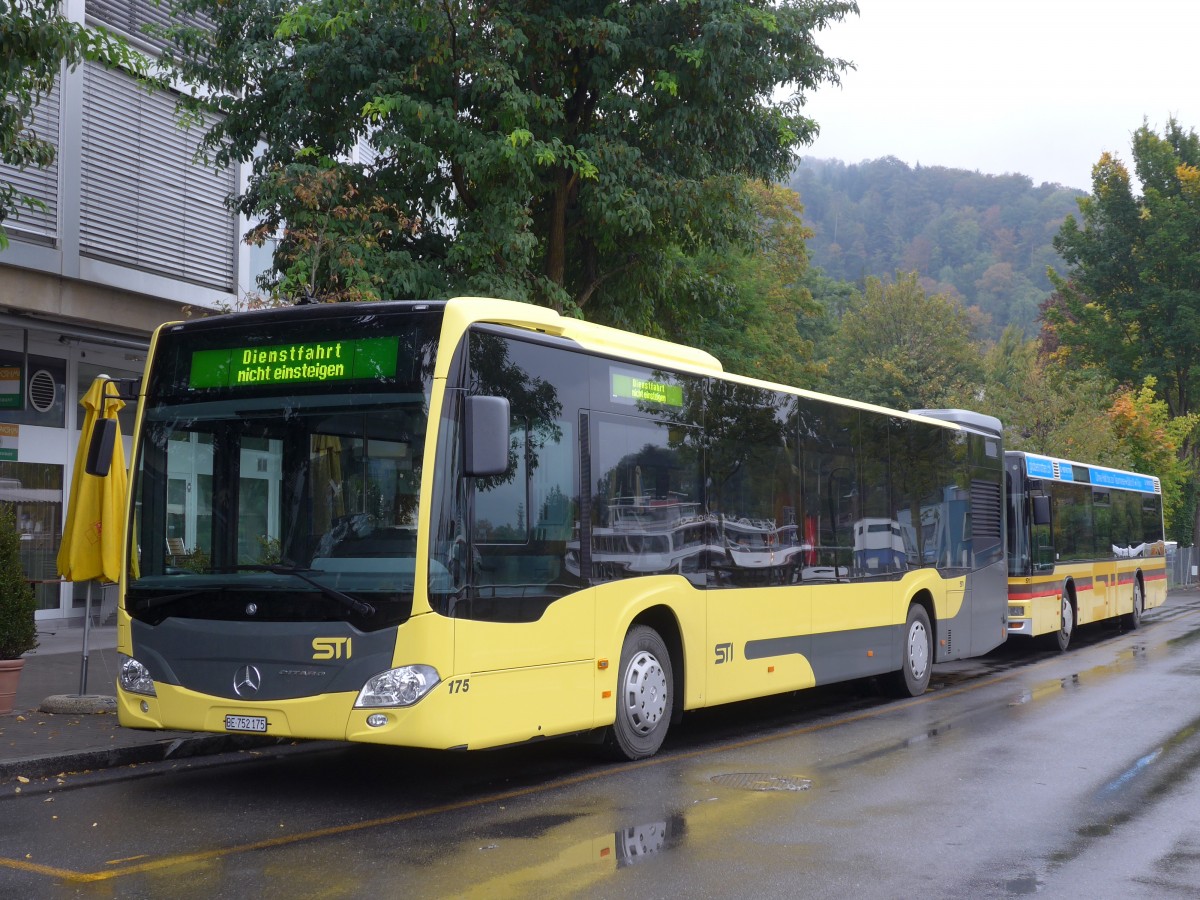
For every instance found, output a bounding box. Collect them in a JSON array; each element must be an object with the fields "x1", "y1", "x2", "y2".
[{"x1": 789, "y1": 157, "x2": 1086, "y2": 340}]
